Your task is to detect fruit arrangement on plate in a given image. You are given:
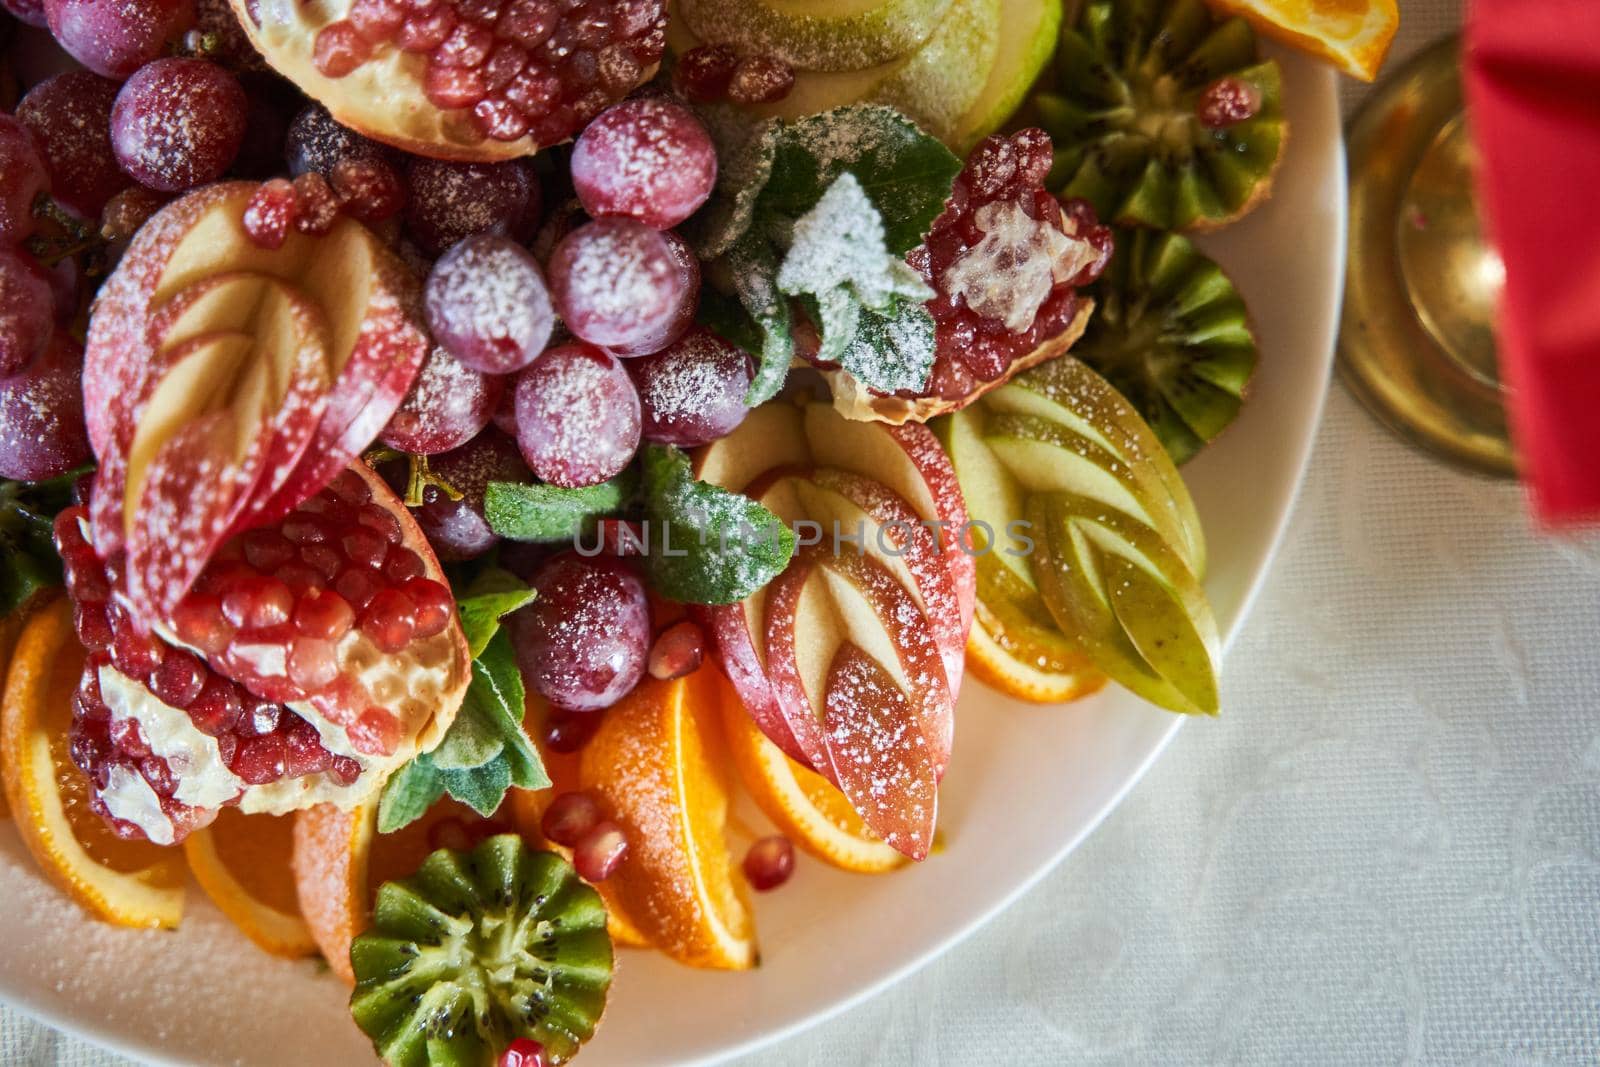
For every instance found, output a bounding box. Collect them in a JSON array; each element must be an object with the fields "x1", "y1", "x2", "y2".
[{"x1": 0, "y1": 0, "x2": 1391, "y2": 1062}]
